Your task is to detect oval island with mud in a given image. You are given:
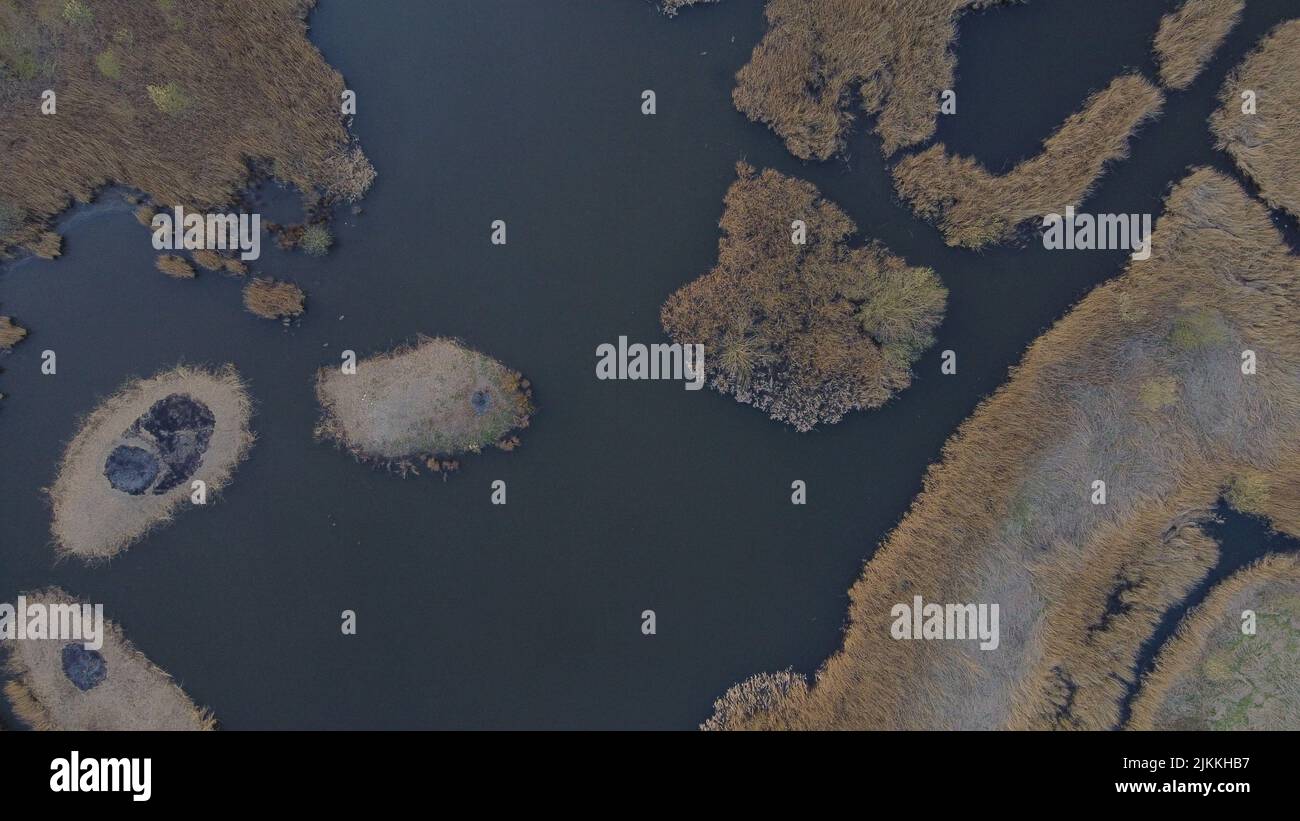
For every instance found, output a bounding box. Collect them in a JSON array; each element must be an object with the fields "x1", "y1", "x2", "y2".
[
  {"x1": 314, "y1": 336, "x2": 534, "y2": 476},
  {"x1": 50, "y1": 365, "x2": 253, "y2": 561},
  {"x1": 2, "y1": 588, "x2": 214, "y2": 731}
]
